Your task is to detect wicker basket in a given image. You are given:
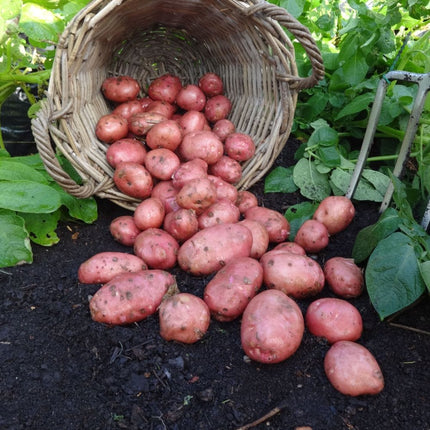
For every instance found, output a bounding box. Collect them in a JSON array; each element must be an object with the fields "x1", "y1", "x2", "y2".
[{"x1": 31, "y1": 0, "x2": 324, "y2": 211}]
